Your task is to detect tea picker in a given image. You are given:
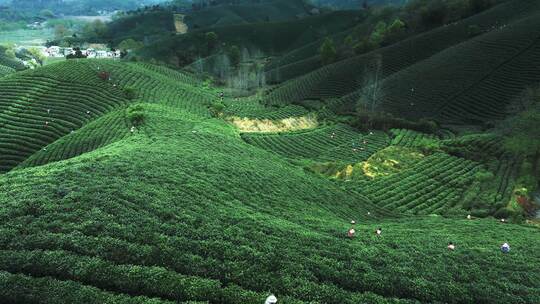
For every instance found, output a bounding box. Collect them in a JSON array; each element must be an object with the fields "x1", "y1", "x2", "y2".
[
  {"x1": 348, "y1": 220, "x2": 356, "y2": 238},
  {"x1": 501, "y1": 243, "x2": 510, "y2": 253},
  {"x1": 265, "y1": 294, "x2": 277, "y2": 304}
]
